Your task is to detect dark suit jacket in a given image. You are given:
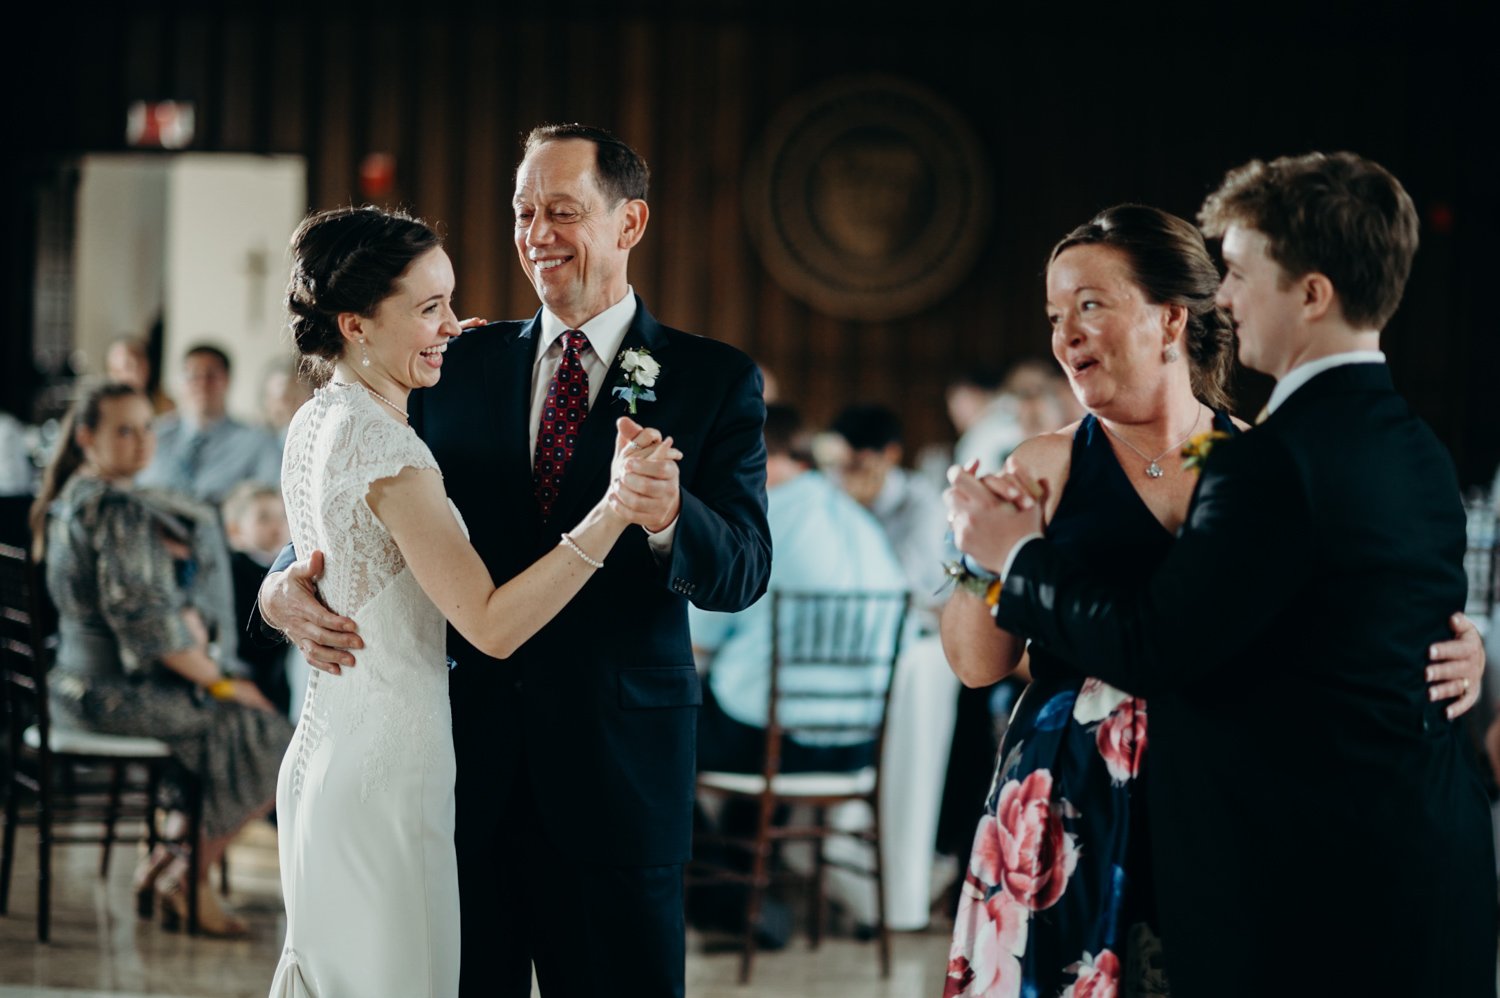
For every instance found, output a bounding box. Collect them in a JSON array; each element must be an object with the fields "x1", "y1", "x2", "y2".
[
  {"x1": 994, "y1": 363, "x2": 1496, "y2": 997},
  {"x1": 410, "y1": 297, "x2": 770, "y2": 869}
]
